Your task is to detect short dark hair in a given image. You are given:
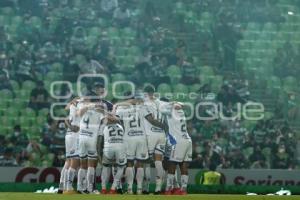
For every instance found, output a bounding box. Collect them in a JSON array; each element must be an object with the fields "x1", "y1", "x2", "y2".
[
  {"x1": 160, "y1": 97, "x2": 170, "y2": 102},
  {"x1": 144, "y1": 85, "x2": 155, "y2": 94},
  {"x1": 93, "y1": 82, "x2": 104, "y2": 88}
]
